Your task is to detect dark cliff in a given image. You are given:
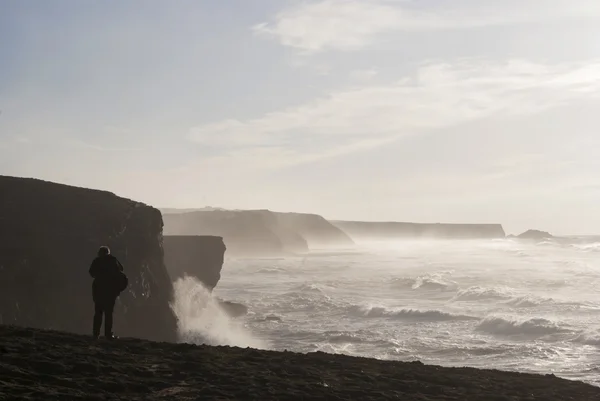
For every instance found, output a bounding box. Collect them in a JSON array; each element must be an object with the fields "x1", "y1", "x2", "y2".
[
  {"x1": 0, "y1": 176, "x2": 177, "y2": 342},
  {"x1": 332, "y1": 221, "x2": 506, "y2": 239},
  {"x1": 162, "y1": 210, "x2": 309, "y2": 256},
  {"x1": 163, "y1": 235, "x2": 226, "y2": 290}
]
